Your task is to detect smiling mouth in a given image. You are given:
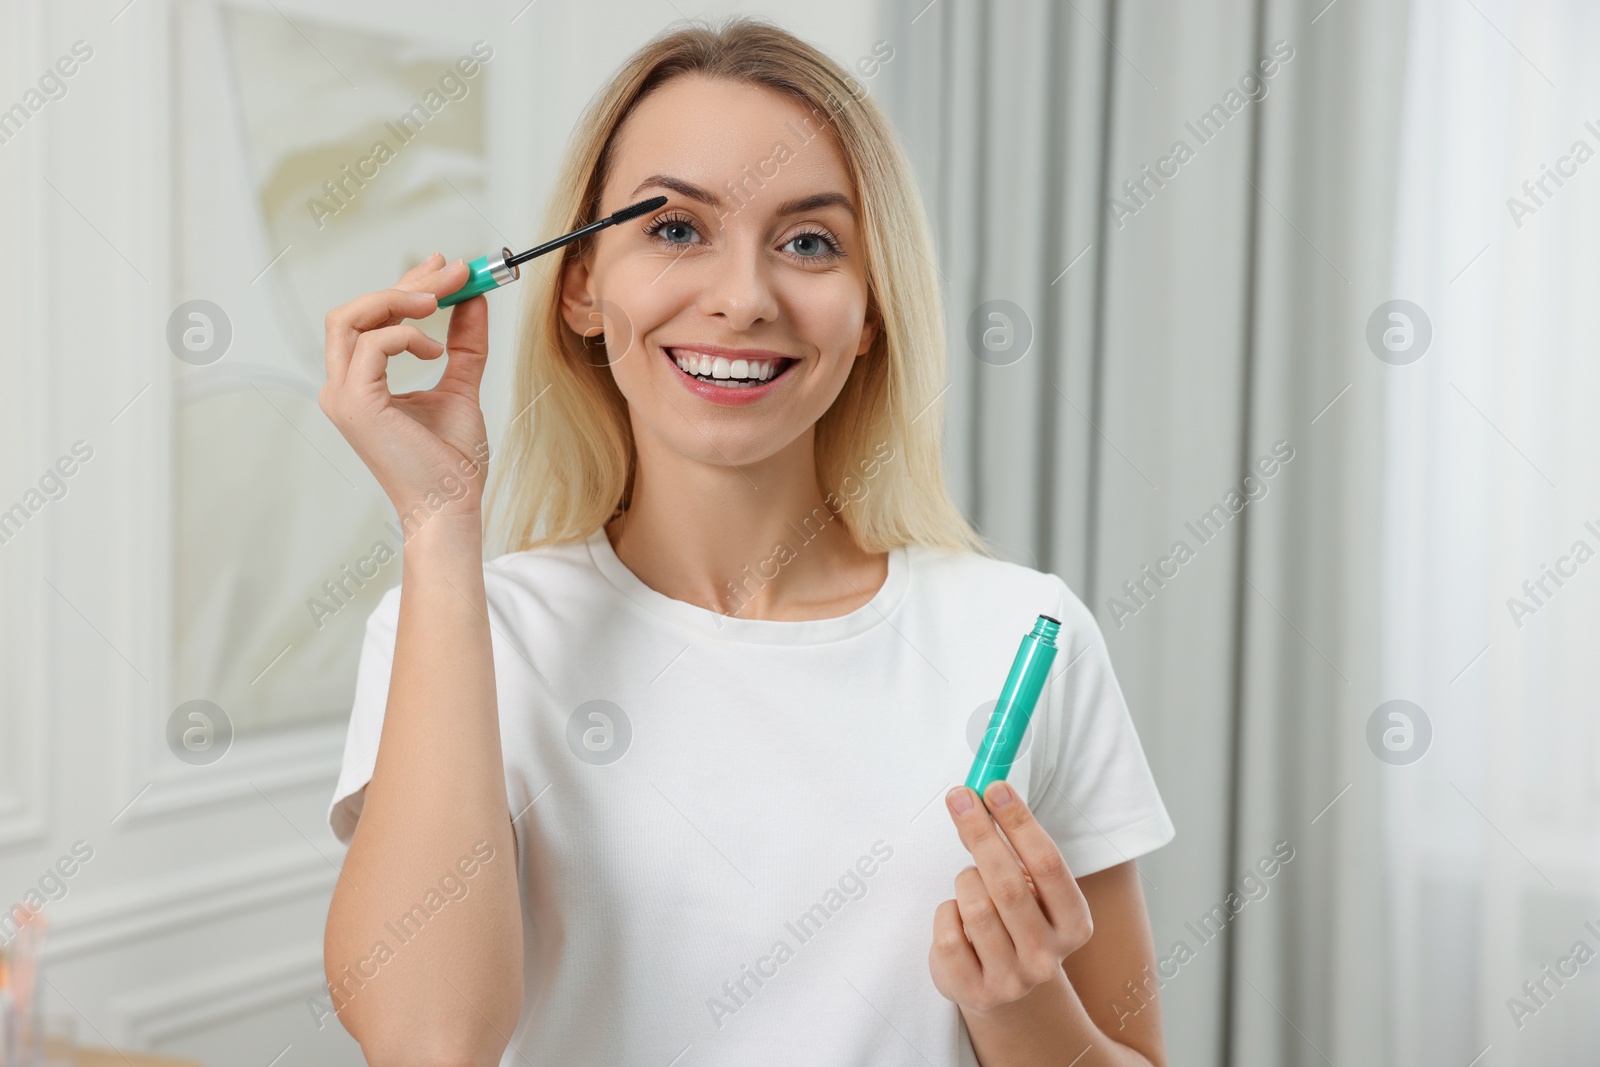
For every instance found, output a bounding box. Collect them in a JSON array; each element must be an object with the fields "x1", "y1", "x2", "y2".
[{"x1": 665, "y1": 348, "x2": 798, "y2": 389}]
